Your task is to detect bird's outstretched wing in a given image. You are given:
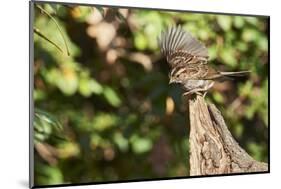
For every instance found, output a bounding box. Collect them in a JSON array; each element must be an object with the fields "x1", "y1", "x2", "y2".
[{"x1": 158, "y1": 26, "x2": 208, "y2": 67}]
